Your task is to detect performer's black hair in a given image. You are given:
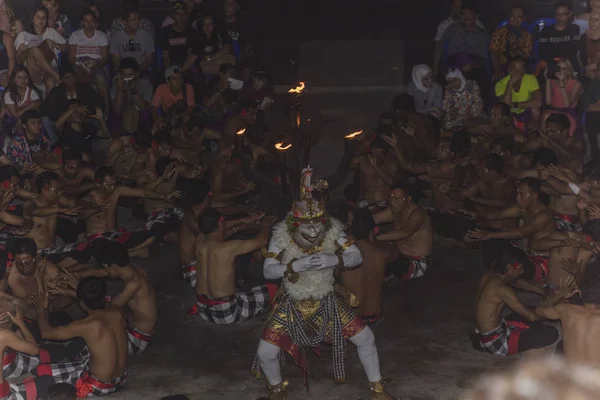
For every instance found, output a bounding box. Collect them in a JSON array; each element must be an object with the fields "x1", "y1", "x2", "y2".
[{"x1": 77, "y1": 277, "x2": 107, "y2": 310}]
